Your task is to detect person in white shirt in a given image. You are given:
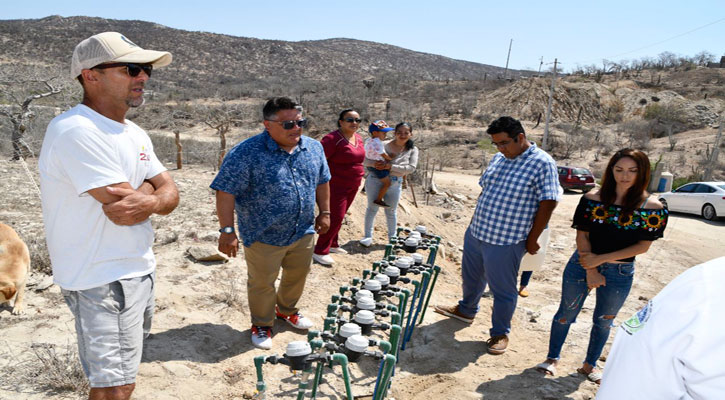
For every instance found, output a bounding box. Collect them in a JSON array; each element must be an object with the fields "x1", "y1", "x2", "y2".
[
  {"x1": 363, "y1": 120, "x2": 394, "y2": 207},
  {"x1": 39, "y1": 32, "x2": 179, "y2": 400},
  {"x1": 596, "y1": 256, "x2": 725, "y2": 399}
]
